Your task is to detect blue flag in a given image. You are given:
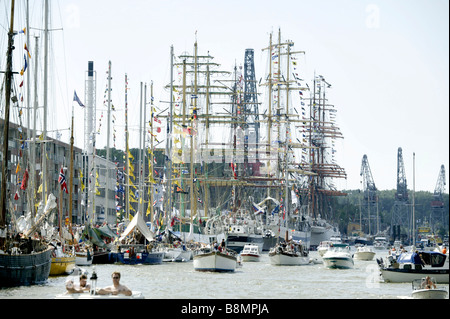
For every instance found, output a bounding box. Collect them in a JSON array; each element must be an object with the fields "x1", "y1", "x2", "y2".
[{"x1": 73, "y1": 90, "x2": 85, "y2": 107}]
